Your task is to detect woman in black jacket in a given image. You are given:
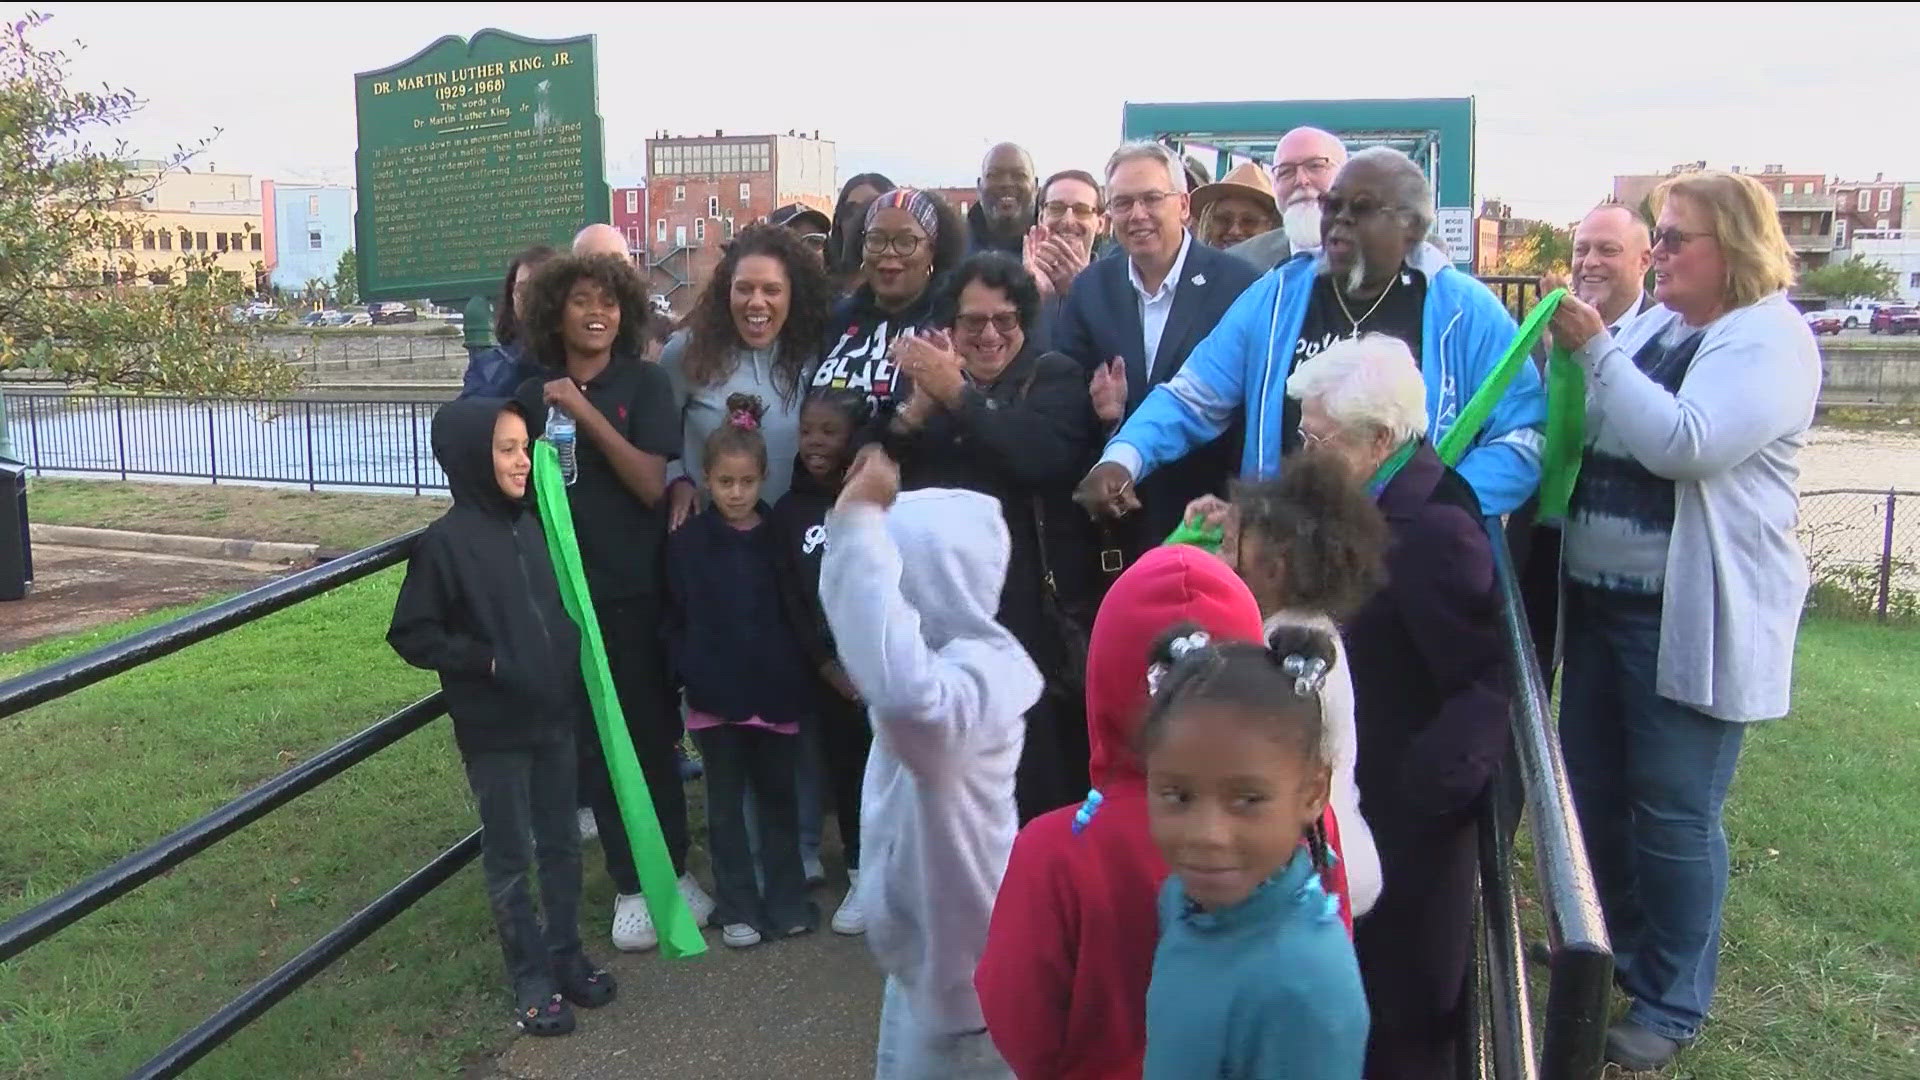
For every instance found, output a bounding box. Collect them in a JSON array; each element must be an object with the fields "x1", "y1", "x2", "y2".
[{"x1": 883, "y1": 252, "x2": 1101, "y2": 822}]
